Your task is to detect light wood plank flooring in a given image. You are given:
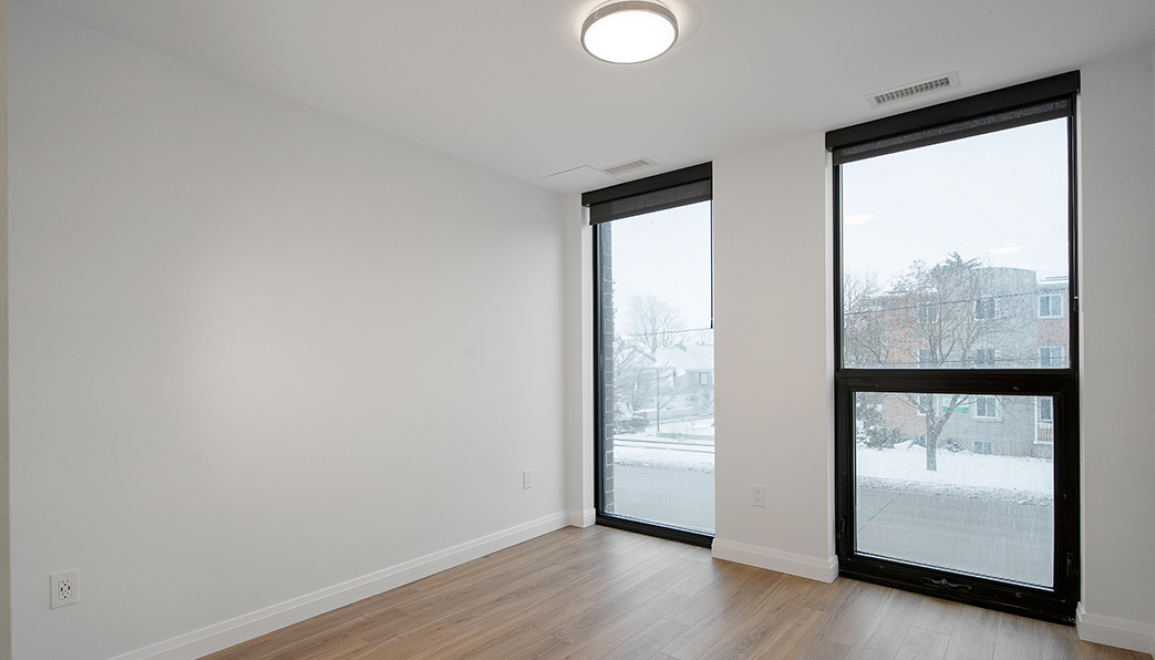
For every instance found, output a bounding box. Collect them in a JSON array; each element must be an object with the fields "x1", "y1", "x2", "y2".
[{"x1": 201, "y1": 526, "x2": 1150, "y2": 660}]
